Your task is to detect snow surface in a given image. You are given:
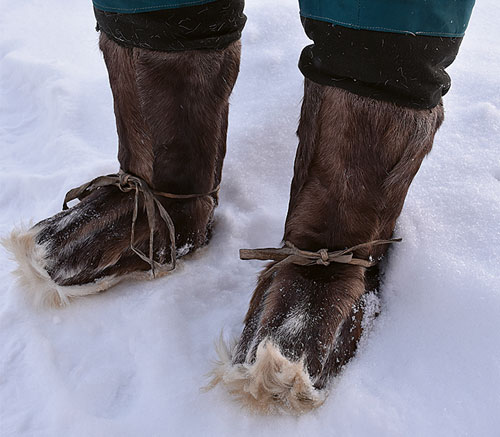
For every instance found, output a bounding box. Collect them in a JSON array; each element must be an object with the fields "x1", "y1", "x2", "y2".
[{"x1": 1, "y1": 0, "x2": 500, "y2": 435}]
